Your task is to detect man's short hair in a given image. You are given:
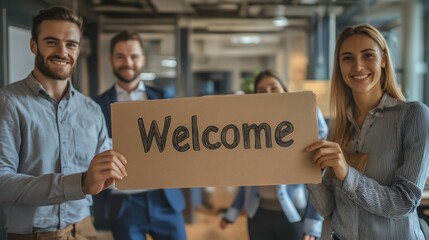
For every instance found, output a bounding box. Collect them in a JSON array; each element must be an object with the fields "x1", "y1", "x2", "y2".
[
  {"x1": 31, "y1": 6, "x2": 83, "y2": 42},
  {"x1": 110, "y1": 31, "x2": 144, "y2": 54}
]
